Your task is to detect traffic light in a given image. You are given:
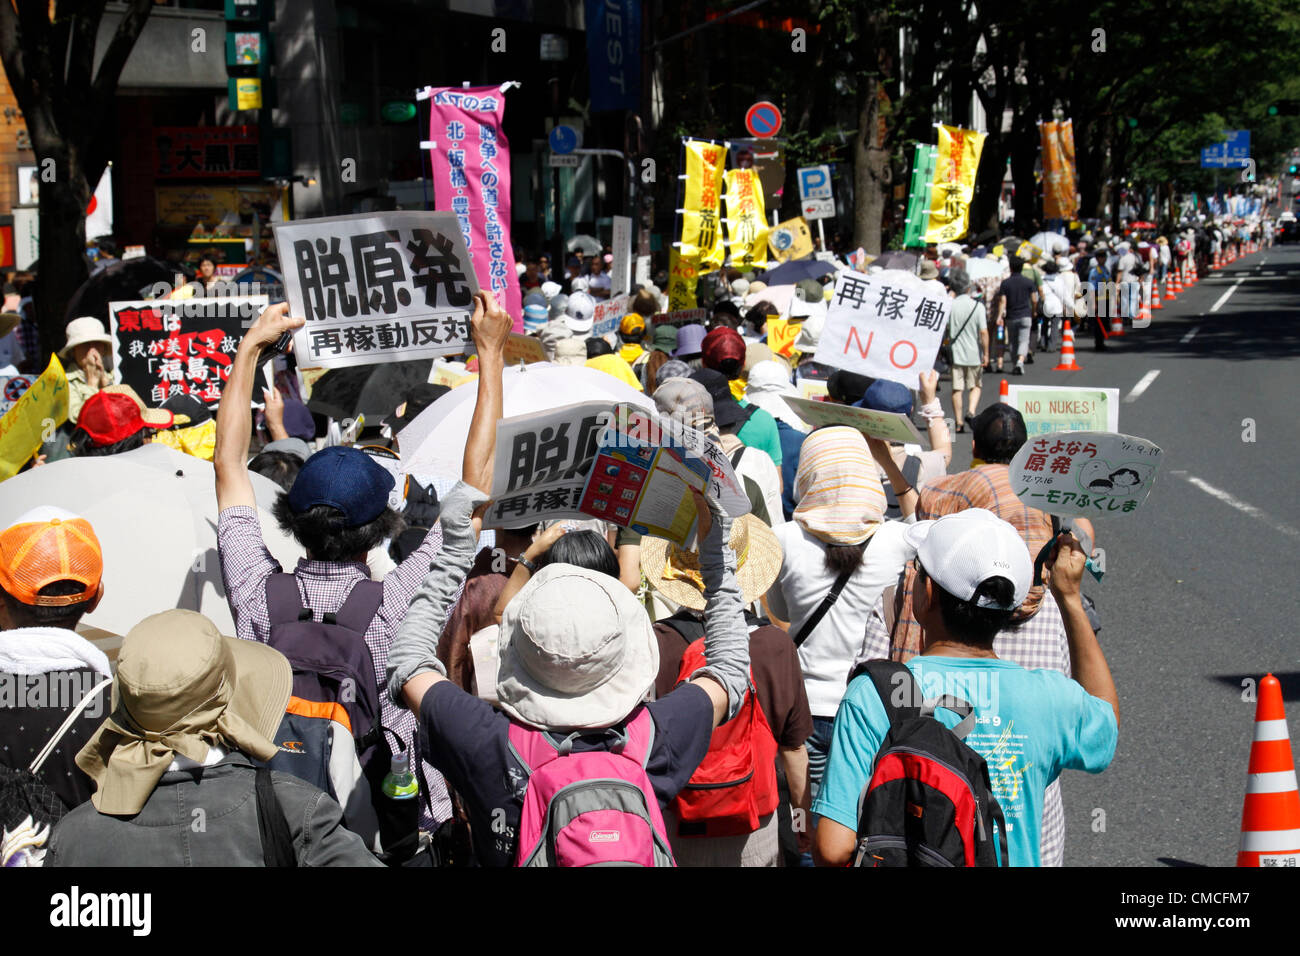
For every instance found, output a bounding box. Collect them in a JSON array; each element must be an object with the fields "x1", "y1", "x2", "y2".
[
  {"x1": 1290, "y1": 164, "x2": 1298, "y2": 174},
  {"x1": 1269, "y1": 100, "x2": 1300, "y2": 117}
]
